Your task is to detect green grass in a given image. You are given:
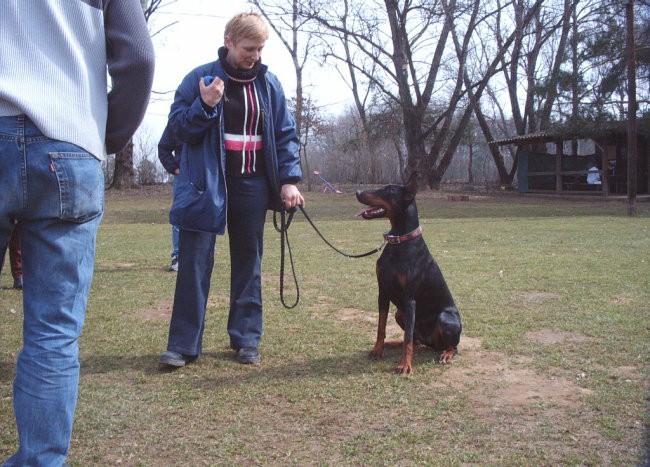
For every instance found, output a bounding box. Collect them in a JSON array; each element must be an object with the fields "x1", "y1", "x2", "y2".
[{"x1": 1, "y1": 186, "x2": 649, "y2": 465}]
